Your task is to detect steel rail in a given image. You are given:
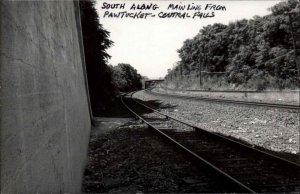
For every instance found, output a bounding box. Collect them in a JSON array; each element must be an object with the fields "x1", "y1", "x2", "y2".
[
  {"x1": 121, "y1": 92, "x2": 256, "y2": 193},
  {"x1": 160, "y1": 86, "x2": 300, "y2": 93},
  {"x1": 132, "y1": 91, "x2": 300, "y2": 168},
  {"x1": 146, "y1": 89, "x2": 300, "y2": 110}
]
